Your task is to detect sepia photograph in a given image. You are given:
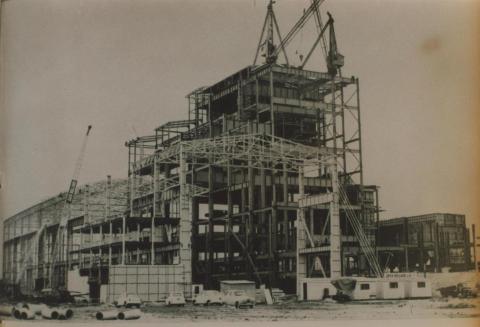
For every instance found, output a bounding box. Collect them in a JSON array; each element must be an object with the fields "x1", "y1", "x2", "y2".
[{"x1": 0, "y1": 0, "x2": 479, "y2": 326}]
